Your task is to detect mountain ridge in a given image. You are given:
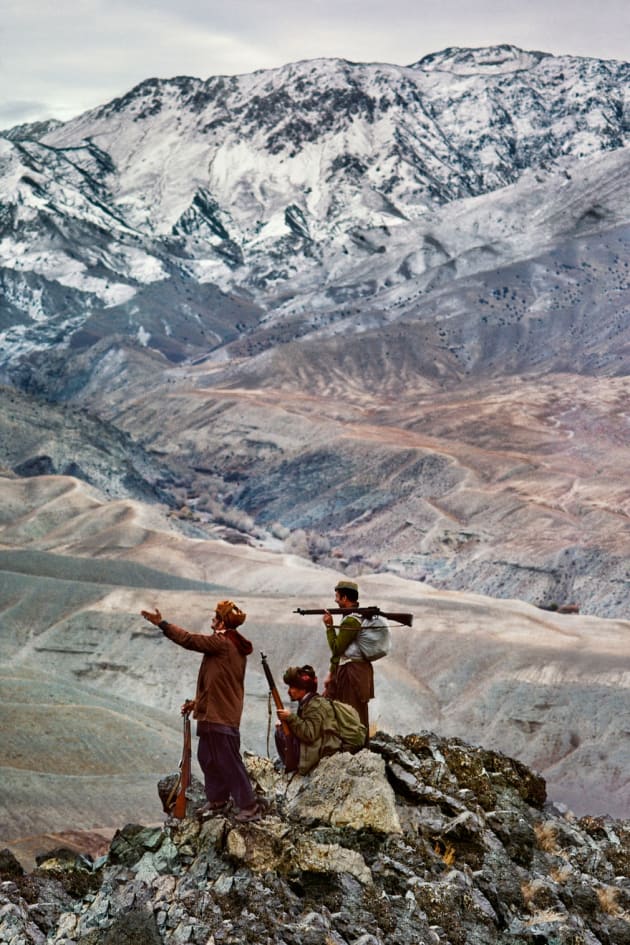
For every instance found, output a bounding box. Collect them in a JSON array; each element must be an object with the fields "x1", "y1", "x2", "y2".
[
  {"x1": 1, "y1": 45, "x2": 629, "y2": 616},
  {"x1": 1, "y1": 46, "x2": 628, "y2": 368}
]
